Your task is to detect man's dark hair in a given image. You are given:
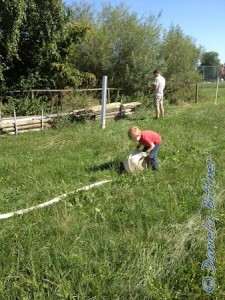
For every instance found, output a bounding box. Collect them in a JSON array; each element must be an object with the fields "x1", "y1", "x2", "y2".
[{"x1": 153, "y1": 69, "x2": 160, "y2": 75}]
